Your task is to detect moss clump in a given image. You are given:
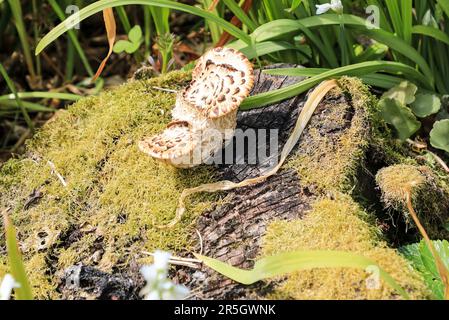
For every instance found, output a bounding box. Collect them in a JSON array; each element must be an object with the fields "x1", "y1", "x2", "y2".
[
  {"x1": 0, "y1": 71, "x2": 218, "y2": 298},
  {"x1": 376, "y1": 164, "x2": 449, "y2": 239},
  {"x1": 287, "y1": 77, "x2": 372, "y2": 193},
  {"x1": 261, "y1": 195, "x2": 430, "y2": 300}
]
